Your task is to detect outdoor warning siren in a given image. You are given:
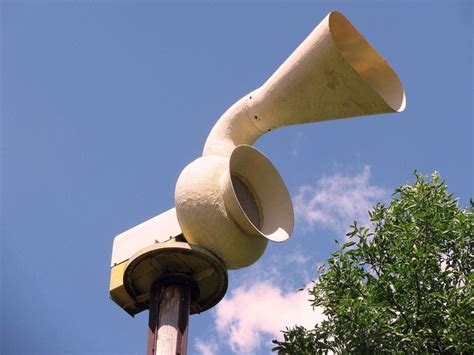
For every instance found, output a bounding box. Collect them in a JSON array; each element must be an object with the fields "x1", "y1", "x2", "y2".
[
  {"x1": 175, "y1": 10, "x2": 405, "y2": 269},
  {"x1": 110, "y1": 10, "x2": 405, "y2": 316}
]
